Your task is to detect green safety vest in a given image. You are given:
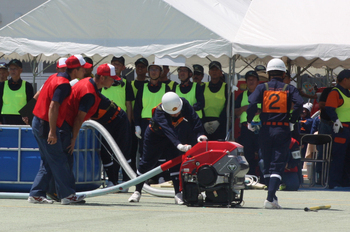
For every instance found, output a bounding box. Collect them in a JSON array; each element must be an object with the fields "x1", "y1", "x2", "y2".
[
  {"x1": 131, "y1": 80, "x2": 138, "y2": 109},
  {"x1": 141, "y1": 83, "x2": 166, "y2": 118},
  {"x1": 240, "y1": 90, "x2": 261, "y2": 123},
  {"x1": 167, "y1": 81, "x2": 176, "y2": 90},
  {"x1": 1, "y1": 80, "x2": 26, "y2": 115},
  {"x1": 101, "y1": 79, "x2": 126, "y2": 111},
  {"x1": 203, "y1": 82, "x2": 226, "y2": 118},
  {"x1": 175, "y1": 82, "x2": 202, "y2": 118},
  {"x1": 334, "y1": 87, "x2": 350, "y2": 122}
]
